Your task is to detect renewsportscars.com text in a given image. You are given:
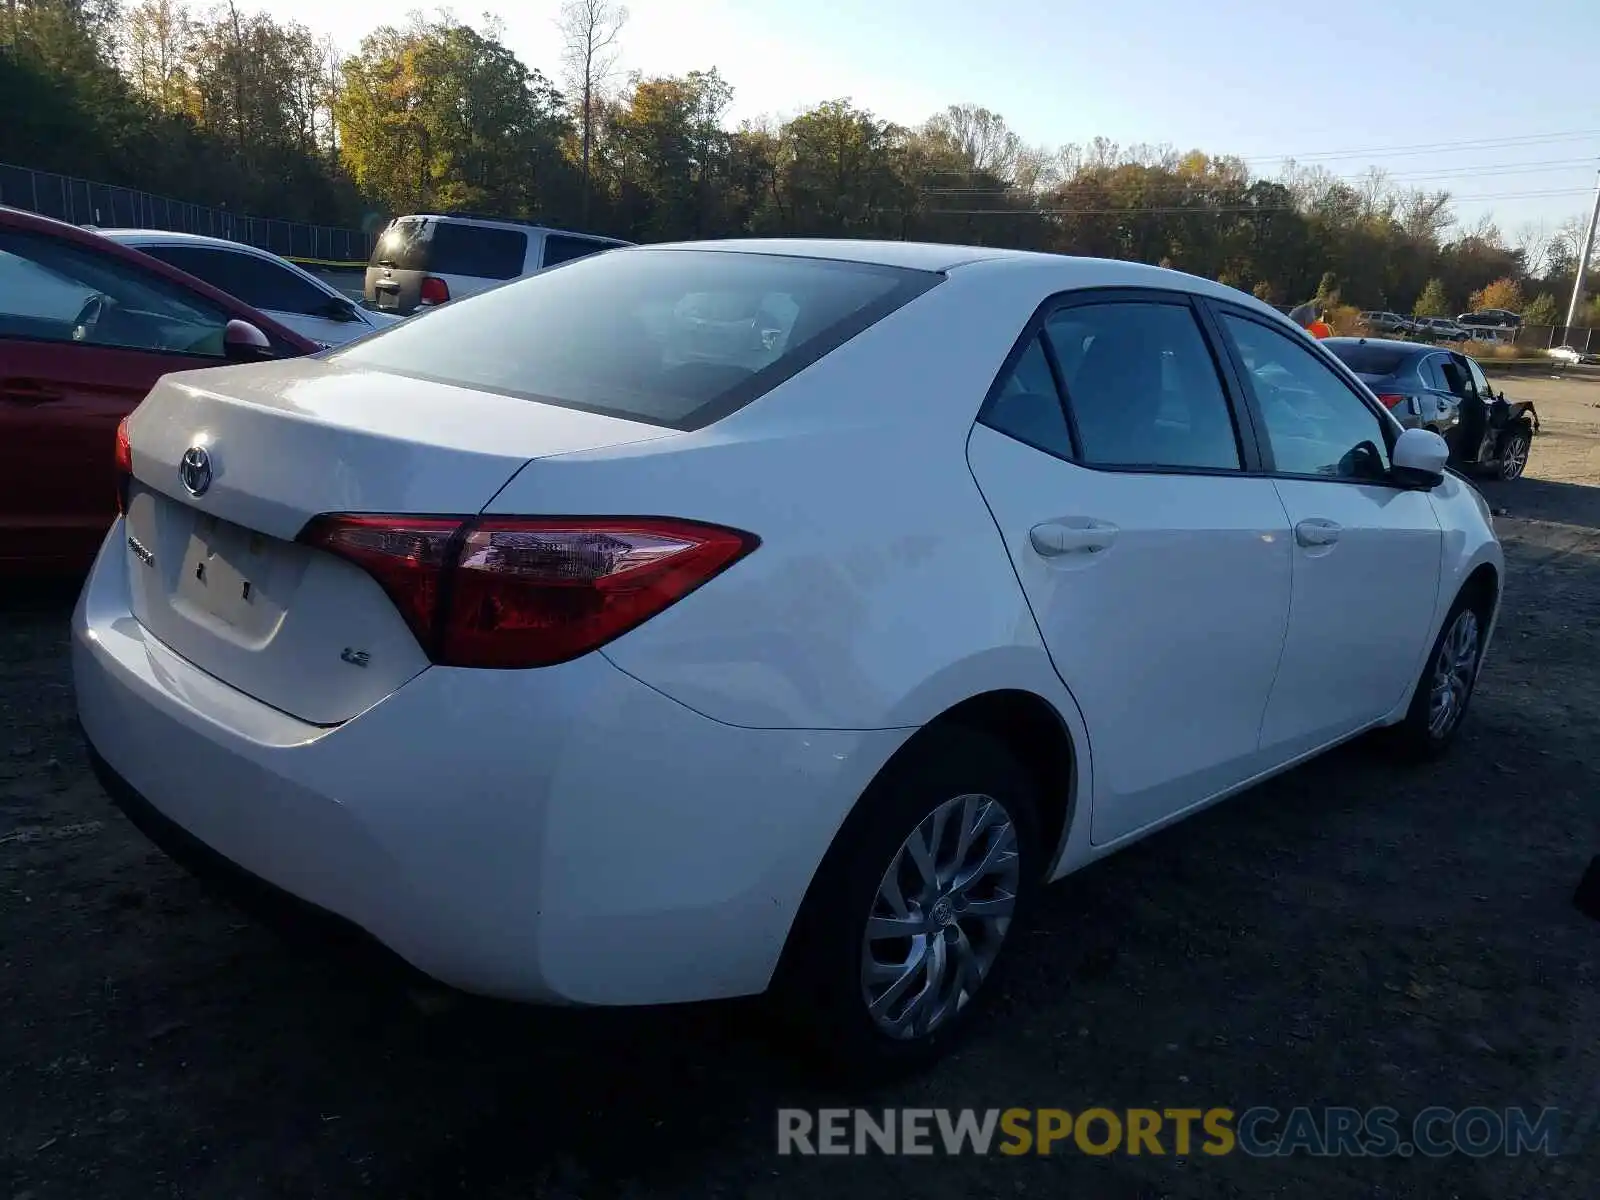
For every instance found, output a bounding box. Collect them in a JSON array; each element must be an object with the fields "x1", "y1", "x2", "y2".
[{"x1": 776, "y1": 1106, "x2": 1564, "y2": 1158}]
